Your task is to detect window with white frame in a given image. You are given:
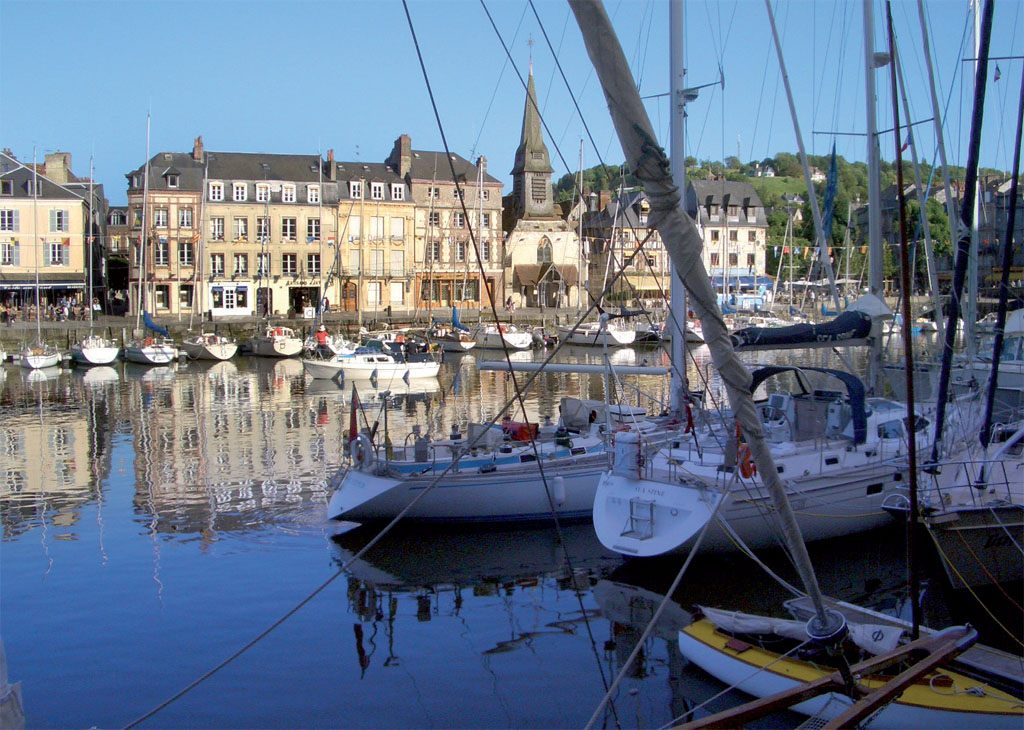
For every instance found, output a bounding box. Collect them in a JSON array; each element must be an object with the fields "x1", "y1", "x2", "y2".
[
  {"x1": 306, "y1": 253, "x2": 320, "y2": 276},
  {"x1": 391, "y1": 183, "x2": 404, "y2": 200},
  {"x1": 154, "y1": 239, "x2": 169, "y2": 266},
  {"x1": 481, "y1": 240, "x2": 490, "y2": 261},
  {"x1": 0, "y1": 240, "x2": 18, "y2": 265},
  {"x1": 257, "y1": 253, "x2": 270, "y2": 276},
  {"x1": 210, "y1": 253, "x2": 225, "y2": 276},
  {"x1": 454, "y1": 212, "x2": 465, "y2": 228},
  {"x1": 347, "y1": 216, "x2": 361, "y2": 240},
  {"x1": 369, "y1": 216, "x2": 384, "y2": 238},
  {"x1": 481, "y1": 189, "x2": 490, "y2": 201},
  {"x1": 133, "y1": 241, "x2": 143, "y2": 267},
  {"x1": 349, "y1": 249, "x2": 360, "y2": 274},
  {"x1": 390, "y1": 217, "x2": 404, "y2": 239},
  {"x1": 282, "y1": 184, "x2": 296, "y2": 203},
  {"x1": 367, "y1": 281, "x2": 382, "y2": 306},
  {"x1": 455, "y1": 241, "x2": 466, "y2": 262},
  {"x1": 1, "y1": 180, "x2": 13, "y2": 196},
  {"x1": 155, "y1": 285, "x2": 169, "y2": 309},
  {"x1": 26, "y1": 180, "x2": 42, "y2": 196},
  {"x1": 154, "y1": 209, "x2": 168, "y2": 228},
  {"x1": 179, "y1": 284, "x2": 193, "y2": 308},
  {"x1": 306, "y1": 218, "x2": 320, "y2": 241},
  {"x1": 0, "y1": 210, "x2": 18, "y2": 231},
  {"x1": 209, "y1": 182, "x2": 224, "y2": 201},
  {"x1": 234, "y1": 253, "x2": 248, "y2": 276},
  {"x1": 453, "y1": 188, "x2": 463, "y2": 202},
  {"x1": 390, "y1": 250, "x2": 404, "y2": 276},
  {"x1": 179, "y1": 207, "x2": 193, "y2": 228},
  {"x1": 167, "y1": 174, "x2": 179, "y2": 188},
  {"x1": 428, "y1": 240, "x2": 441, "y2": 261},
  {"x1": 257, "y1": 217, "x2": 270, "y2": 240},
  {"x1": 50, "y1": 209, "x2": 69, "y2": 232},
  {"x1": 282, "y1": 253, "x2": 297, "y2": 275},
  {"x1": 211, "y1": 217, "x2": 225, "y2": 240},
  {"x1": 349, "y1": 181, "x2": 362, "y2": 199},
  {"x1": 368, "y1": 249, "x2": 383, "y2": 276},
  {"x1": 428, "y1": 211, "x2": 439, "y2": 227},
  {"x1": 48, "y1": 241, "x2": 67, "y2": 265},
  {"x1": 428, "y1": 186, "x2": 439, "y2": 199},
  {"x1": 307, "y1": 185, "x2": 320, "y2": 204},
  {"x1": 370, "y1": 182, "x2": 384, "y2": 200},
  {"x1": 233, "y1": 183, "x2": 247, "y2": 202},
  {"x1": 178, "y1": 241, "x2": 193, "y2": 267},
  {"x1": 256, "y1": 184, "x2": 270, "y2": 202},
  {"x1": 234, "y1": 217, "x2": 248, "y2": 240},
  {"x1": 481, "y1": 212, "x2": 491, "y2": 228},
  {"x1": 390, "y1": 281, "x2": 404, "y2": 305},
  {"x1": 281, "y1": 217, "x2": 296, "y2": 239}
]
